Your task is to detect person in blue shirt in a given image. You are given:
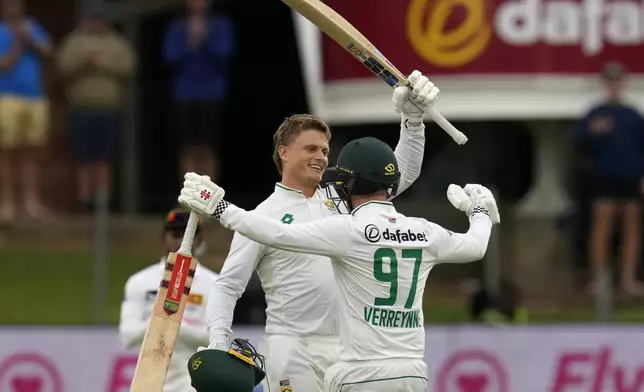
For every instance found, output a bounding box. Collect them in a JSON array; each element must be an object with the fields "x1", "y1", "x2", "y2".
[
  {"x1": 163, "y1": 0, "x2": 234, "y2": 184},
  {"x1": 0, "y1": 0, "x2": 52, "y2": 223},
  {"x1": 573, "y1": 63, "x2": 644, "y2": 296}
]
